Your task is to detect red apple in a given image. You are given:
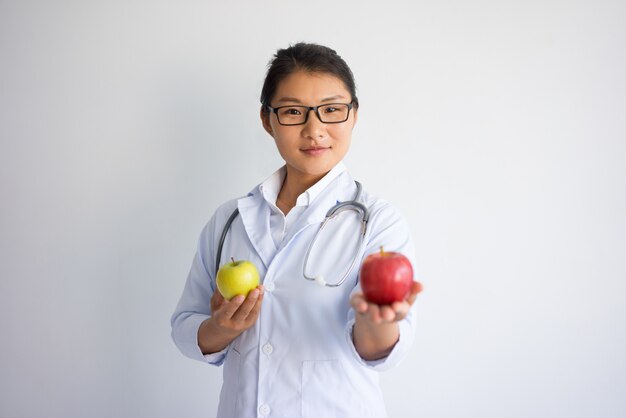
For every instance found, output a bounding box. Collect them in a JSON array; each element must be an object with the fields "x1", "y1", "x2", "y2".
[{"x1": 359, "y1": 247, "x2": 414, "y2": 305}]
